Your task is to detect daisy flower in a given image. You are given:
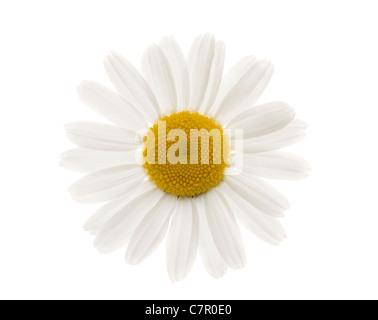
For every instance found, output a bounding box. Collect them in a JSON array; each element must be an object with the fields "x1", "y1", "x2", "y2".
[{"x1": 61, "y1": 34, "x2": 309, "y2": 281}]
